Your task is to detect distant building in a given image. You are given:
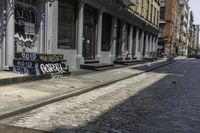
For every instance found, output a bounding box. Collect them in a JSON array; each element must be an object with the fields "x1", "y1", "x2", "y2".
[
  {"x1": 187, "y1": 11, "x2": 199, "y2": 55},
  {"x1": 196, "y1": 25, "x2": 200, "y2": 48},
  {"x1": 179, "y1": 0, "x2": 190, "y2": 56},
  {"x1": 158, "y1": 0, "x2": 180, "y2": 57},
  {"x1": 128, "y1": 0, "x2": 160, "y2": 59},
  {"x1": 188, "y1": 24, "x2": 200, "y2": 55}
]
